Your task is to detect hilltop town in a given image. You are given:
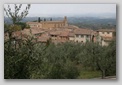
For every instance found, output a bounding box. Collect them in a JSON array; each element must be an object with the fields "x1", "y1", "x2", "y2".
[
  {"x1": 5, "y1": 16, "x2": 116, "y2": 46},
  {"x1": 4, "y1": 4, "x2": 116, "y2": 79}
]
